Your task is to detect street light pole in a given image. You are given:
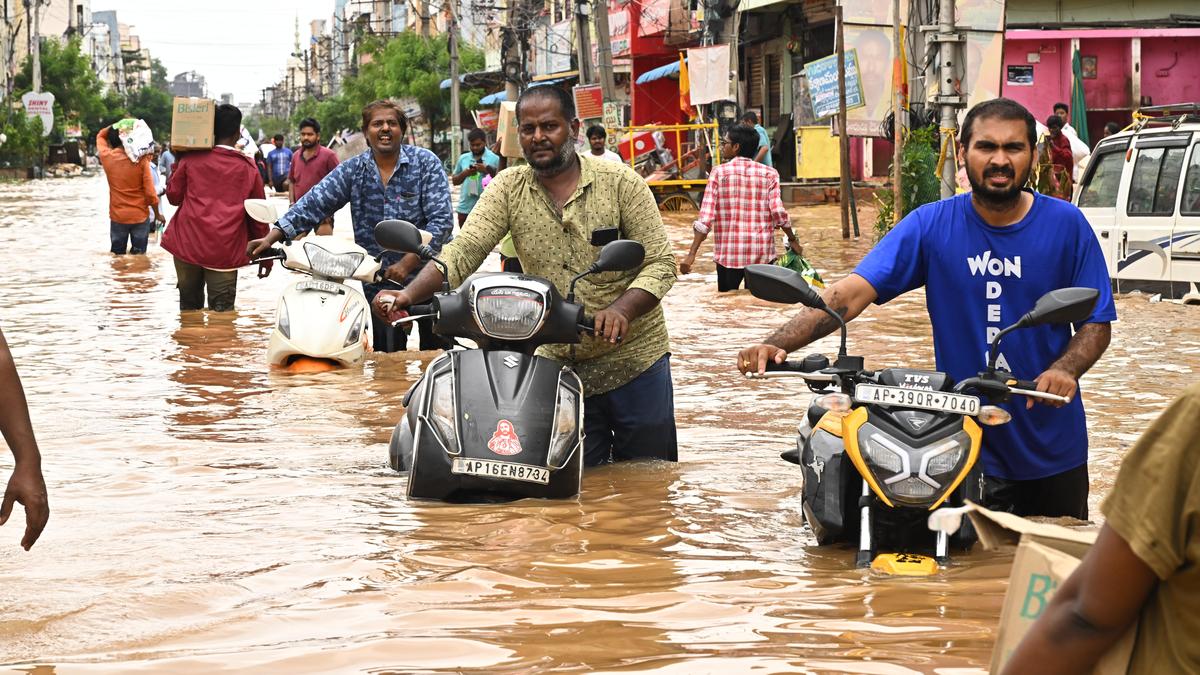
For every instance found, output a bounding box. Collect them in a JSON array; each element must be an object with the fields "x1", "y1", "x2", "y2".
[
  {"x1": 28, "y1": 0, "x2": 42, "y2": 93},
  {"x1": 449, "y1": 0, "x2": 461, "y2": 162},
  {"x1": 593, "y1": 0, "x2": 615, "y2": 100}
]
